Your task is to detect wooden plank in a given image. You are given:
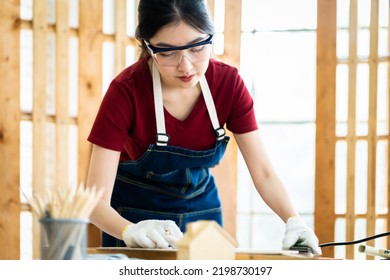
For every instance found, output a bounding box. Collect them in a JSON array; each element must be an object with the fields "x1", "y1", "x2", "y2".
[
  {"x1": 78, "y1": 0, "x2": 103, "y2": 188},
  {"x1": 115, "y1": 0, "x2": 127, "y2": 74},
  {"x1": 128, "y1": 0, "x2": 140, "y2": 59},
  {"x1": 209, "y1": 0, "x2": 242, "y2": 239},
  {"x1": 346, "y1": 0, "x2": 358, "y2": 260},
  {"x1": 315, "y1": 0, "x2": 337, "y2": 257},
  {"x1": 32, "y1": 0, "x2": 47, "y2": 259},
  {"x1": 366, "y1": 0, "x2": 379, "y2": 253},
  {"x1": 78, "y1": 0, "x2": 103, "y2": 246},
  {"x1": 221, "y1": 0, "x2": 242, "y2": 68},
  {"x1": 207, "y1": 0, "x2": 215, "y2": 19},
  {"x1": 388, "y1": 0, "x2": 390, "y2": 251},
  {"x1": 55, "y1": 0, "x2": 69, "y2": 190},
  {"x1": 0, "y1": 0, "x2": 21, "y2": 260}
]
